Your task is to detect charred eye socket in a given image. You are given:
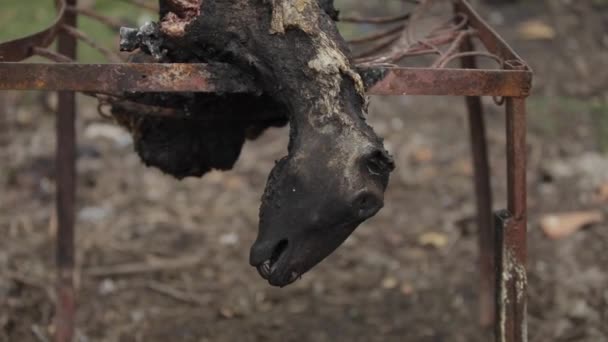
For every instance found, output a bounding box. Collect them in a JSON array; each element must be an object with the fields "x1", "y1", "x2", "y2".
[{"x1": 364, "y1": 149, "x2": 395, "y2": 176}]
